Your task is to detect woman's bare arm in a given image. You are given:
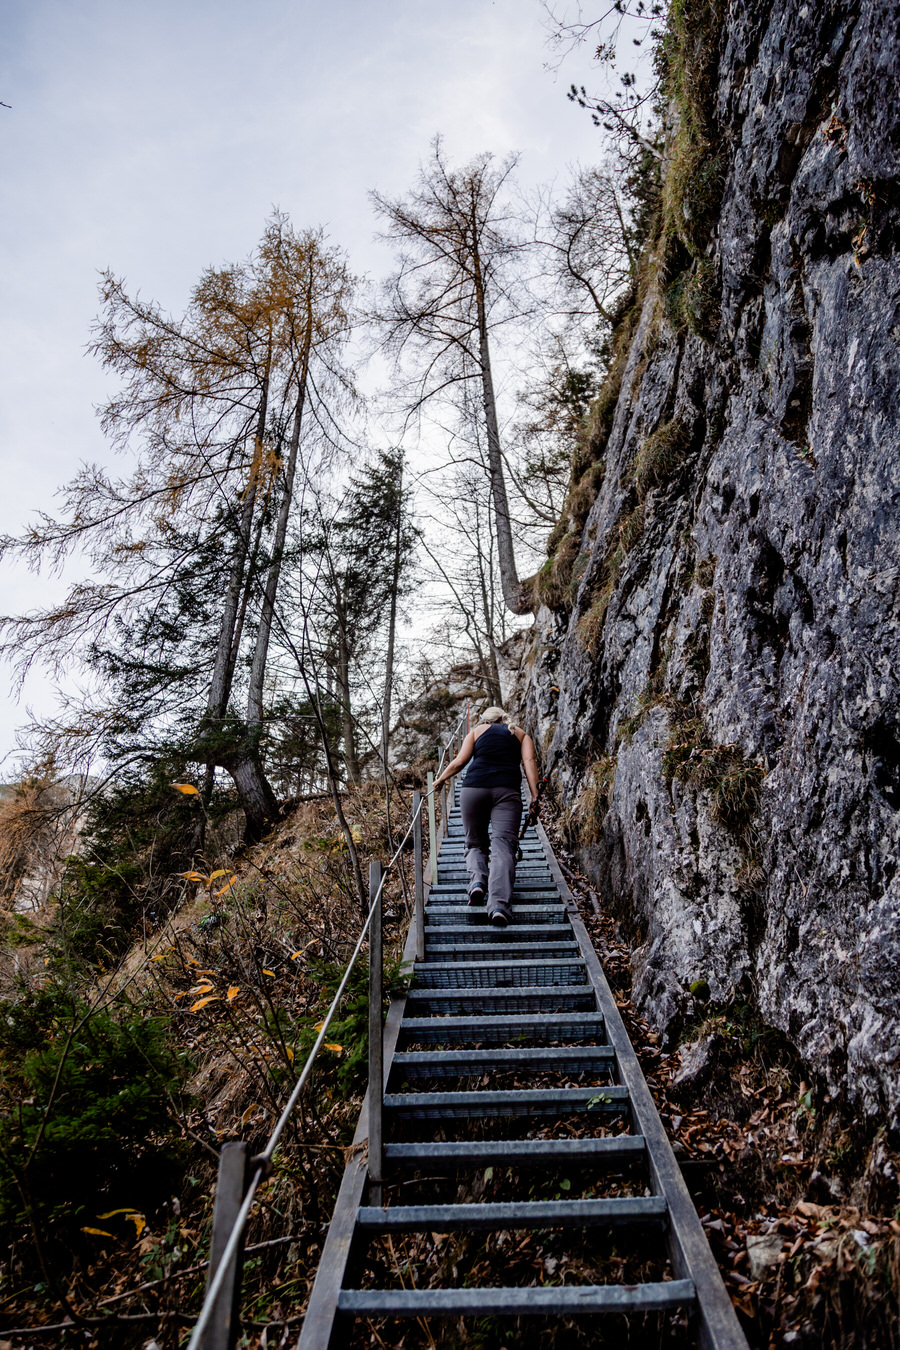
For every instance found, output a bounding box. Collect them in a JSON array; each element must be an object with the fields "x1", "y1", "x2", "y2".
[
  {"x1": 433, "y1": 729, "x2": 476, "y2": 789},
  {"x1": 520, "y1": 734, "x2": 539, "y2": 801}
]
